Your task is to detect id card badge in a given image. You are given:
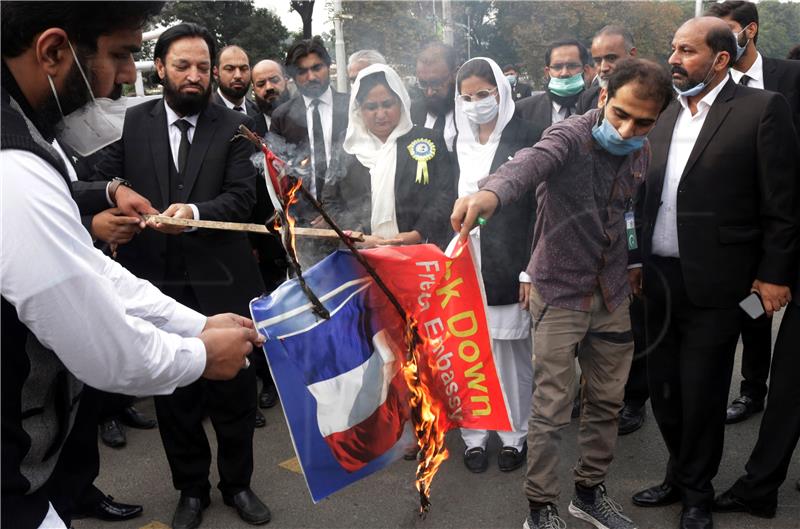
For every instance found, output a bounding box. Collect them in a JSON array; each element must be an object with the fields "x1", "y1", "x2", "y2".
[{"x1": 625, "y1": 210, "x2": 638, "y2": 250}]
